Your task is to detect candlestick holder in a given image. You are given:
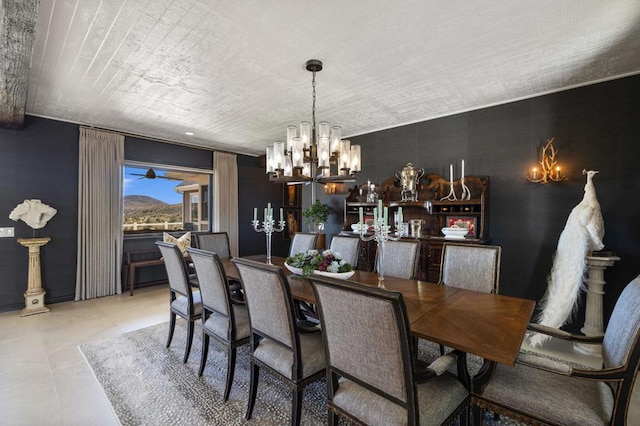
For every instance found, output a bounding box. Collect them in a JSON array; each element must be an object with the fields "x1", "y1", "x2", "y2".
[
  {"x1": 252, "y1": 218, "x2": 286, "y2": 263},
  {"x1": 460, "y1": 177, "x2": 471, "y2": 200},
  {"x1": 358, "y1": 219, "x2": 401, "y2": 281}
]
